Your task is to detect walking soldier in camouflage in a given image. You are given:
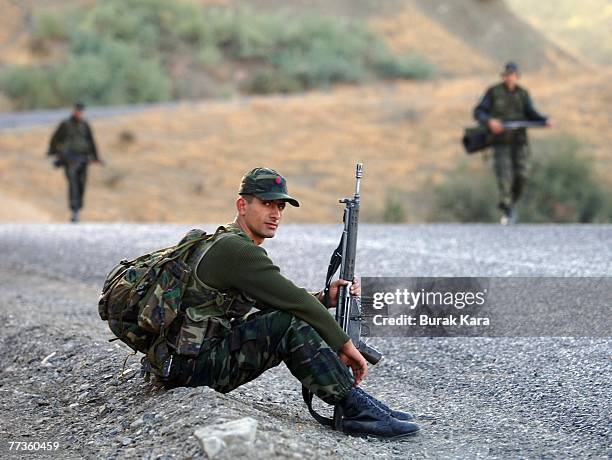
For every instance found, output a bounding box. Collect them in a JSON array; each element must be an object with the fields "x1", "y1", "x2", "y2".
[
  {"x1": 141, "y1": 167, "x2": 419, "y2": 439},
  {"x1": 474, "y1": 62, "x2": 552, "y2": 224},
  {"x1": 48, "y1": 102, "x2": 102, "y2": 223}
]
